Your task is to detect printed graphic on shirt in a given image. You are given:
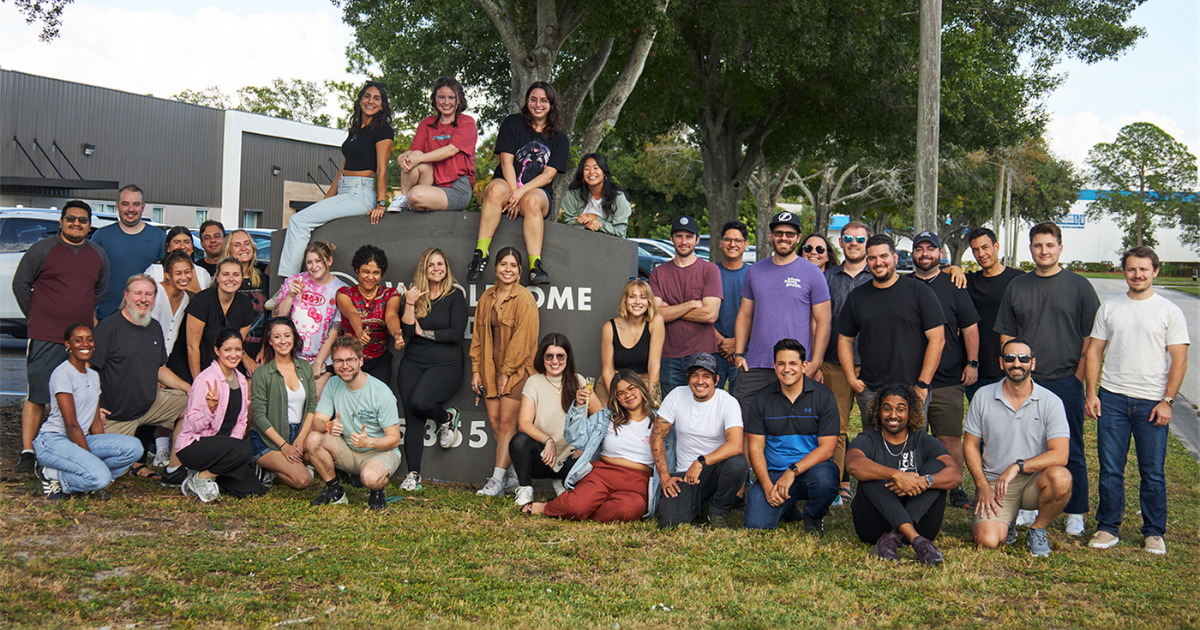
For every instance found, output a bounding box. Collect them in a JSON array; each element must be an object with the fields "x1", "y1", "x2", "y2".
[
  {"x1": 900, "y1": 450, "x2": 915, "y2": 472},
  {"x1": 784, "y1": 277, "x2": 803, "y2": 289},
  {"x1": 515, "y1": 140, "x2": 550, "y2": 185}
]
